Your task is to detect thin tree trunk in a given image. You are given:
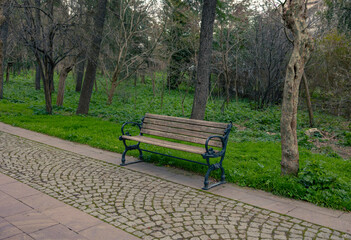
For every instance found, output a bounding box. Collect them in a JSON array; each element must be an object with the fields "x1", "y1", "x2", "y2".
[
  {"x1": 0, "y1": 0, "x2": 7, "y2": 99},
  {"x1": 0, "y1": 39, "x2": 3, "y2": 99},
  {"x1": 280, "y1": 0, "x2": 313, "y2": 176},
  {"x1": 152, "y1": 72, "x2": 156, "y2": 97},
  {"x1": 134, "y1": 73, "x2": 137, "y2": 87},
  {"x1": 39, "y1": 59, "x2": 53, "y2": 114},
  {"x1": 235, "y1": 49, "x2": 238, "y2": 102},
  {"x1": 107, "y1": 81, "x2": 122, "y2": 105},
  {"x1": 5, "y1": 62, "x2": 9, "y2": 83},
  {"x1": 191, "y1": 0, "x2": 217, "y2": 120},
  {"x1": 34, "y1": 0, "x2": 41, "y2": 91},
  {"x1": 94, "y1": 77, "x2": 98, "y2": 92},
  {"x1": 75, "y1": 57, "x2": 85, "y2": 92},
  {"x1": 56, "y1": 66, "x2": 73, "y2": 106},
  {"x1": 76, "y1": 0, "x2": 108, "y2": 115},
  {"x1": 303, "y1": 72, "x2": 314, "y2": 127},
  {"x1": 47, "y1": 0, "x2": 54, "y2": 94},
  {"x1": 35, "y1": 63, "x2": 41, "y2": 90}
]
